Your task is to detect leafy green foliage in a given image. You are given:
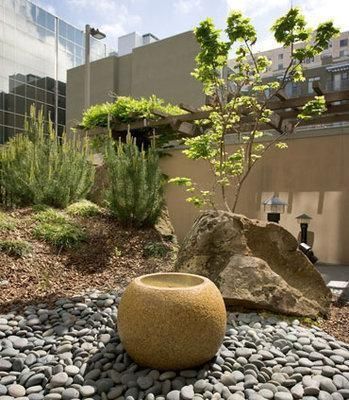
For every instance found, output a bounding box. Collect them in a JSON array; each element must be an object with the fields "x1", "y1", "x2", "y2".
[
  {"x1": 34, "y1": 213, "x2": 86, "y2": 249},
  {"x1": 0, "y1": 211, "x2": 16, "y2": 231},
  {"x1": 0, "y1": 106, "x2": 95, "y2": 208},
  {"x1": 0, "y1": 239, "x2": 32, "y2": 257},
  {"x1": 104, "y1": 132, "x2": 165, "y2": 227},
  {"x1": 66, "y1": 200, "x2": 102, "y2": 217},
  {"x1": 171, "y1": 8, "x2": 338, "y2": 211},
  {"x1": 143, "y1": 241, "x2": 169, "y2": 258},
  {"x1": 81, "y1": 95, "x2": 185, "y2": 129},
  {"x1": 33, "y1": 208, "x2": 85, "y2": 248},
  {"x1": 34, "y1": 208, "x2": 68, "y2": 224}
]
